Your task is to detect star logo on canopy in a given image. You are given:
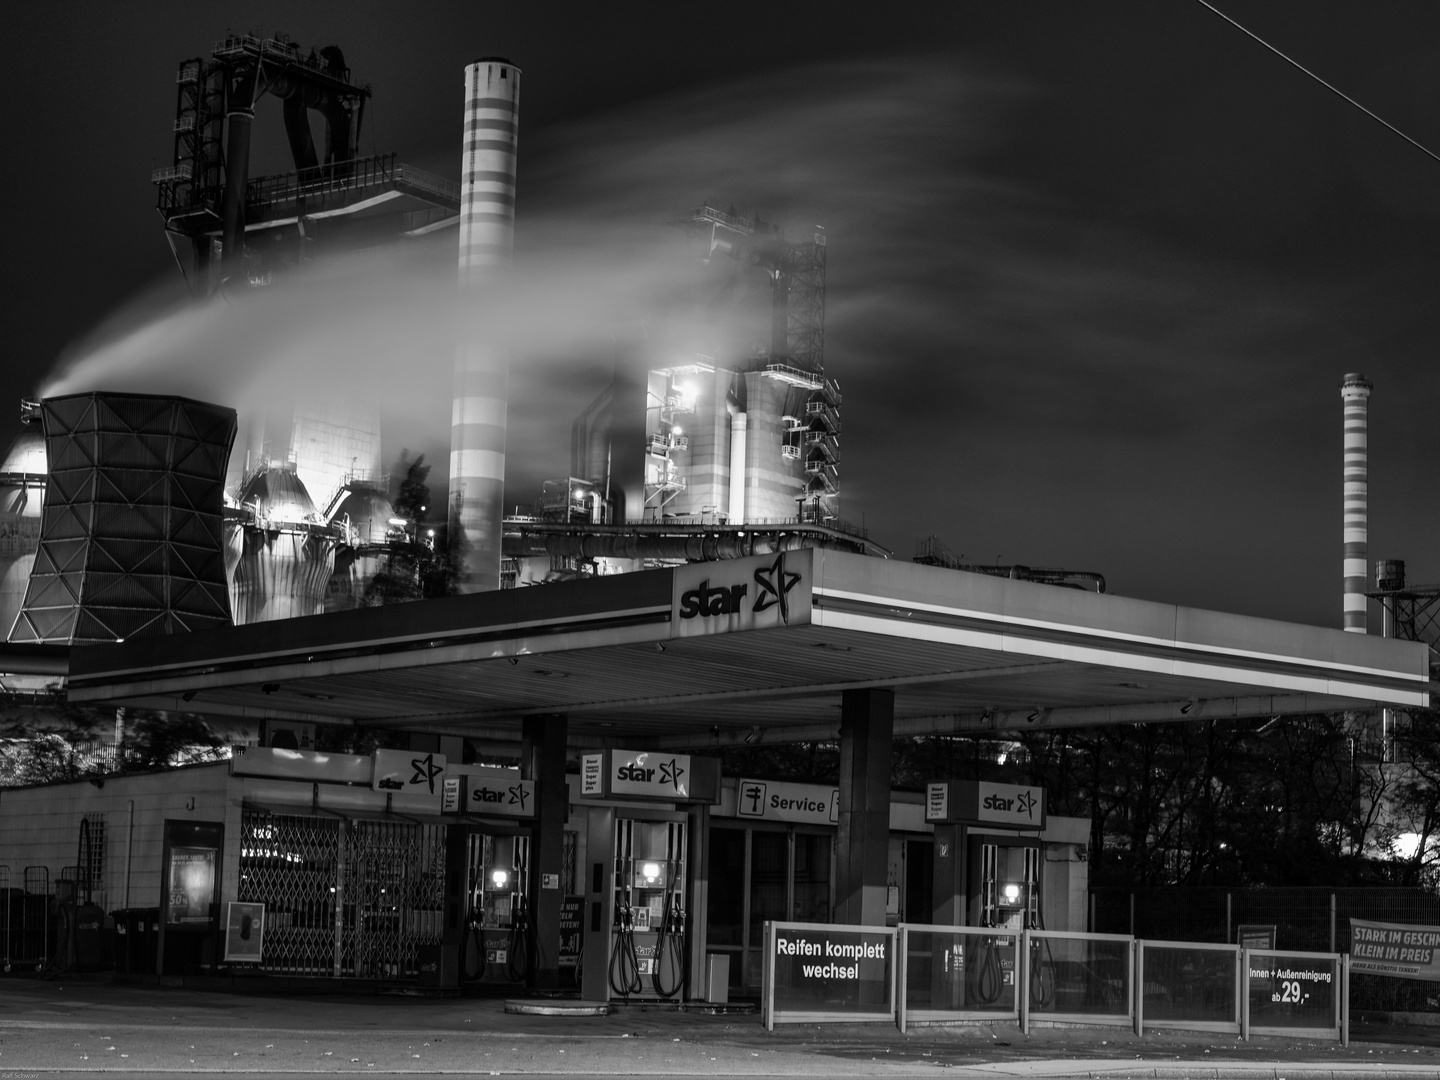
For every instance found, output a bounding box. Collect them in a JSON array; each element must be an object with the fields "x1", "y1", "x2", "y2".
[
  {"x1": 659, "y1": 758, "x2": 686, "y2": 791},
  {"x1": 508, "y1": 784, "x2": 530, "y2": 810},
  {"x1": 752, "y1": 553, "x2": 801, "y2": 623},
  {"x1": 410, "y1": 753, "x2": 444, "y2": 794},
  {"x1": 1016, "y1": 790, "x2": 1038, "y2": 818}
]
